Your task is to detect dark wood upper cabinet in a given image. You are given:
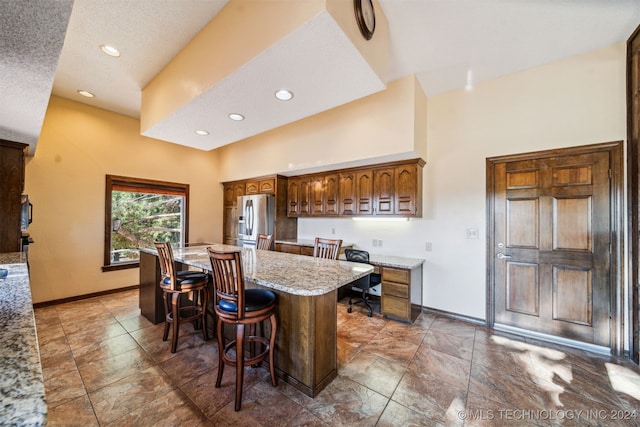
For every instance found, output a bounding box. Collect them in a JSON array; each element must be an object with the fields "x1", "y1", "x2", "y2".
[
  {"x1": 395, "y1": 162, "x2": 422, "y2": 216},
  {"x1": 245, "y1": 178, "x2": 275, "y2": 195},
  {"x1": 309, "y1": 175, "x2": 325, "y2": 216},
  {"x1": 356, "y1": 170, "x2": 374, "y2": 215},
  {"x1": 0, "y1": 139, "x2": 28, "y2": 253},
  {"x1": 287, "y1": 159, "x2": 424, "y2": 218},
  {"x1": 325, "y1": 173, "x2": 339, "y2": 216},
  {"x1": 373, "y1": 167, "x2": 395, "y2": 215},
  {"x1": 338, "y1": 172, "x2": 357, "y2": 215},
  {"x1": 287, "y1": 176, "x2": 310, "y2": 217}
]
